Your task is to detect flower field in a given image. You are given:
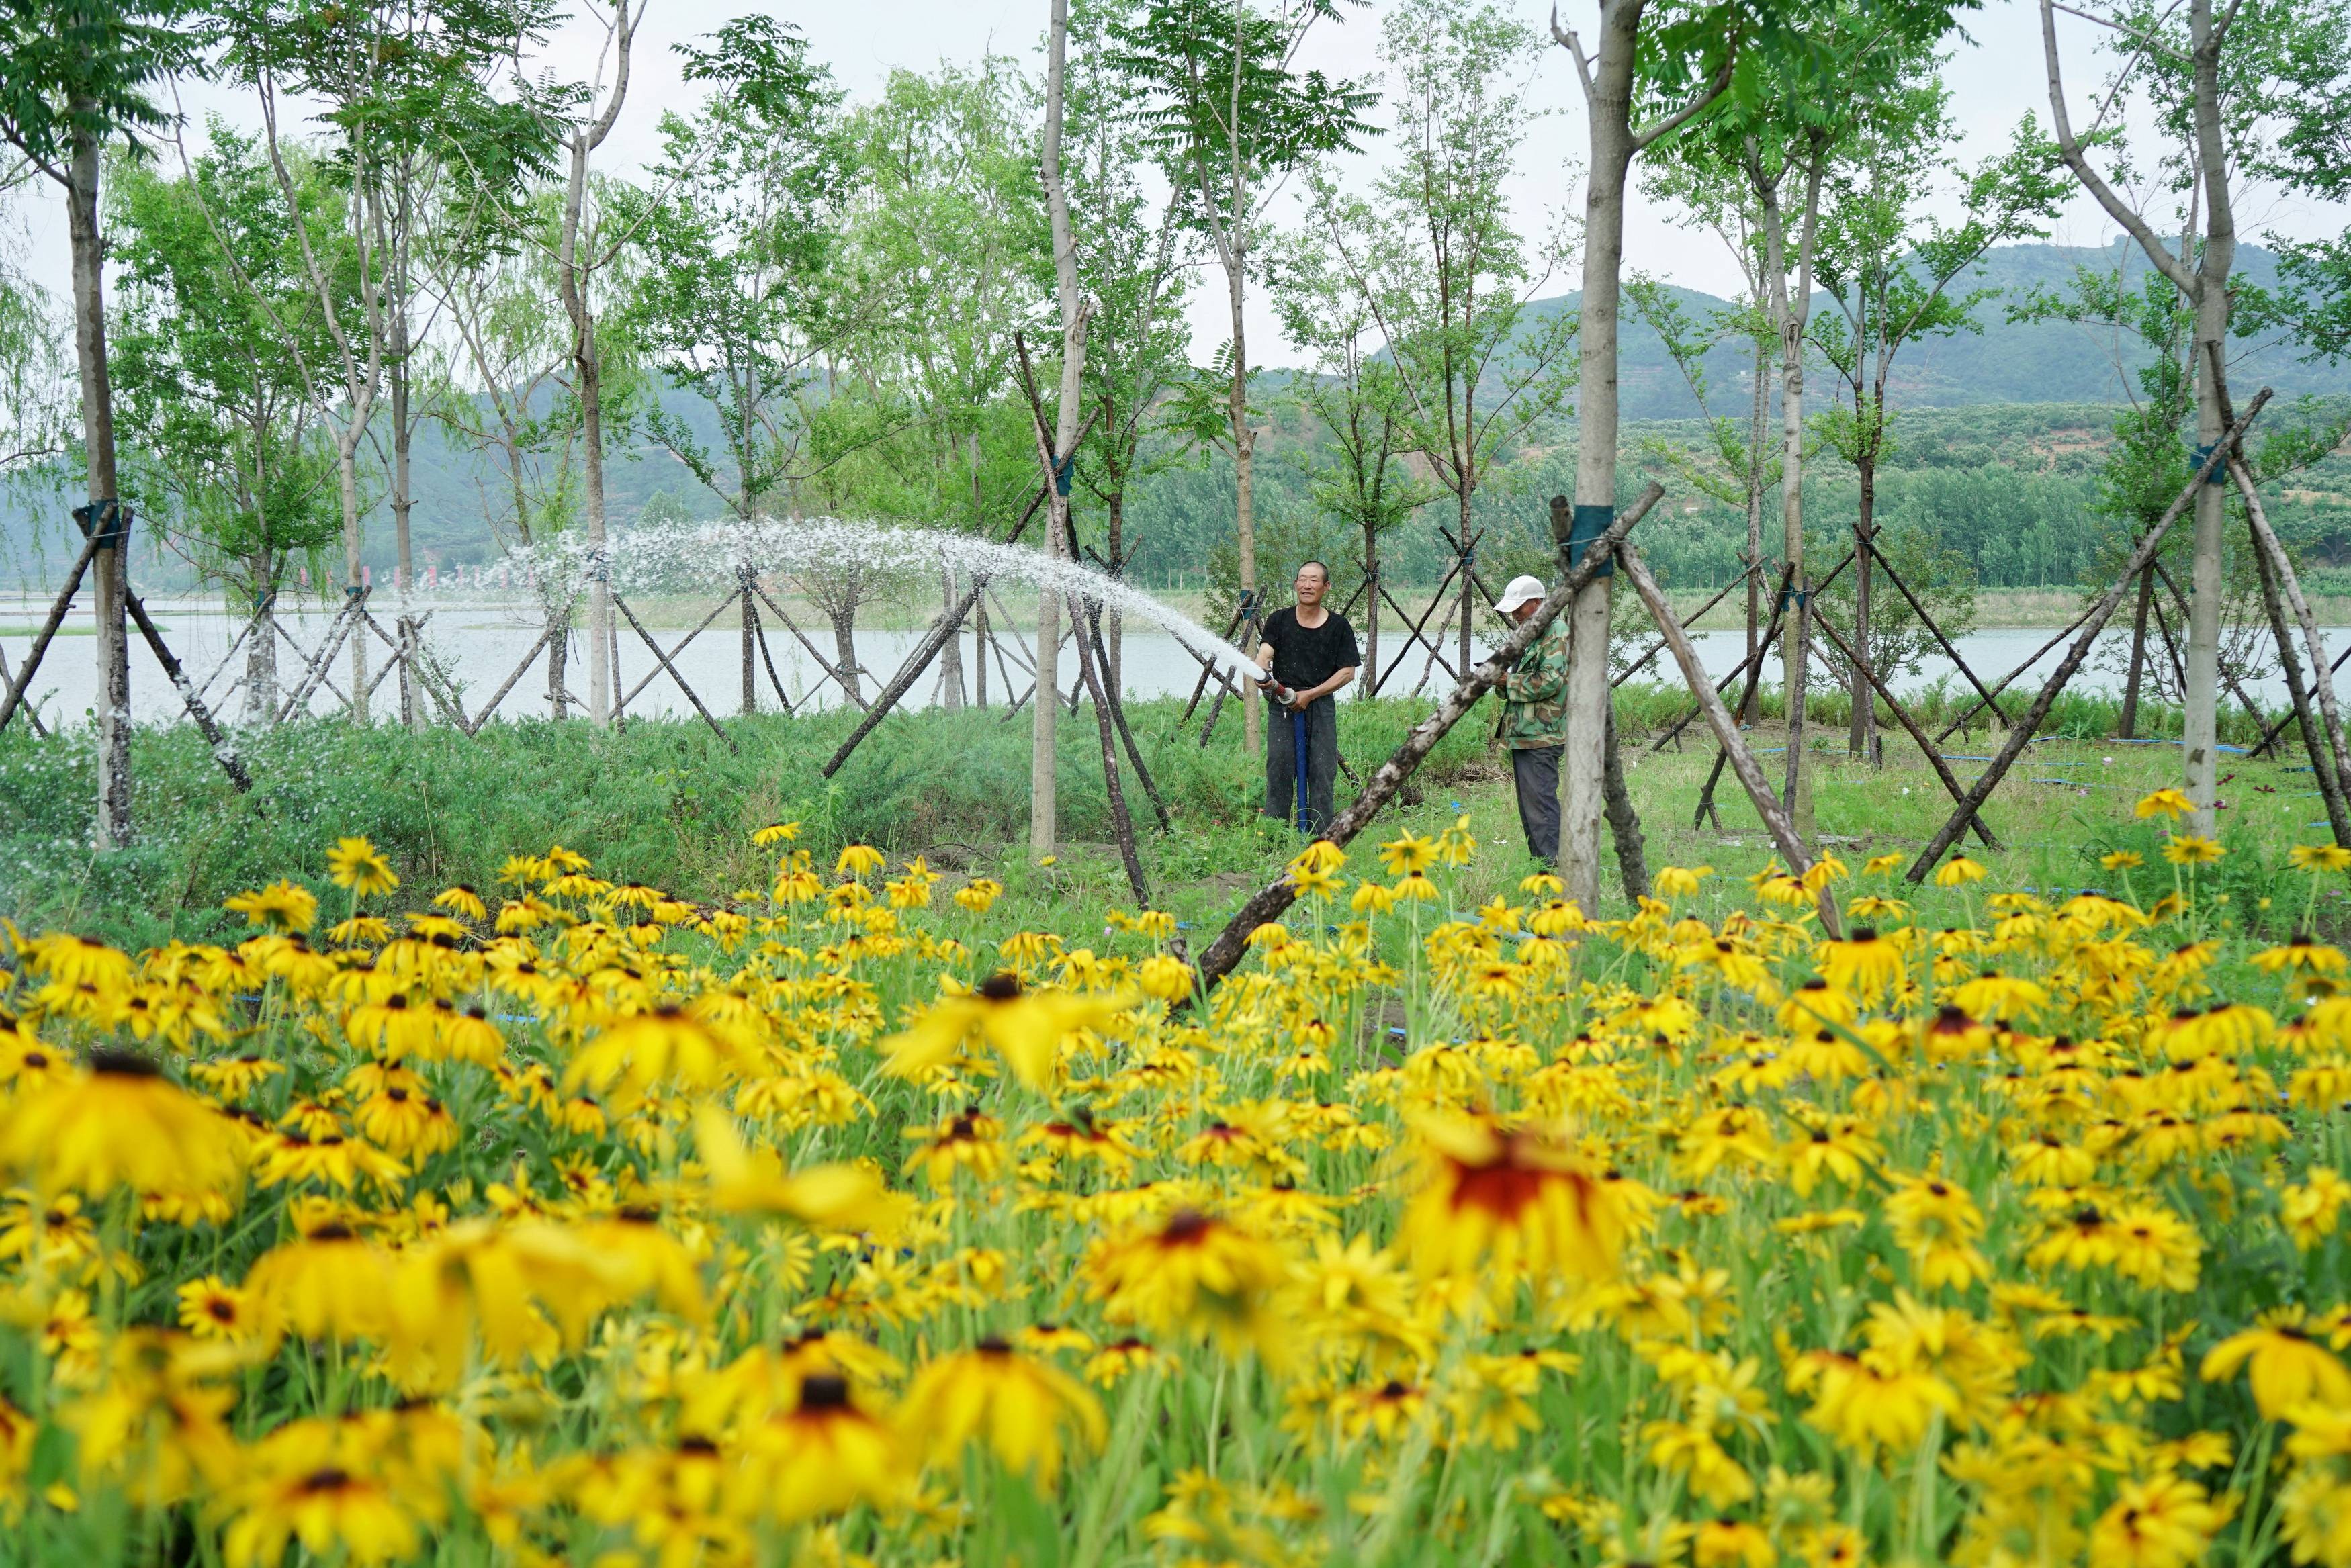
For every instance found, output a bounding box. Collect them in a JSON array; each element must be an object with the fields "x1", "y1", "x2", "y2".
[{"x1": 1, "y1": 797, "x2": 2349, "y2": 1568}]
